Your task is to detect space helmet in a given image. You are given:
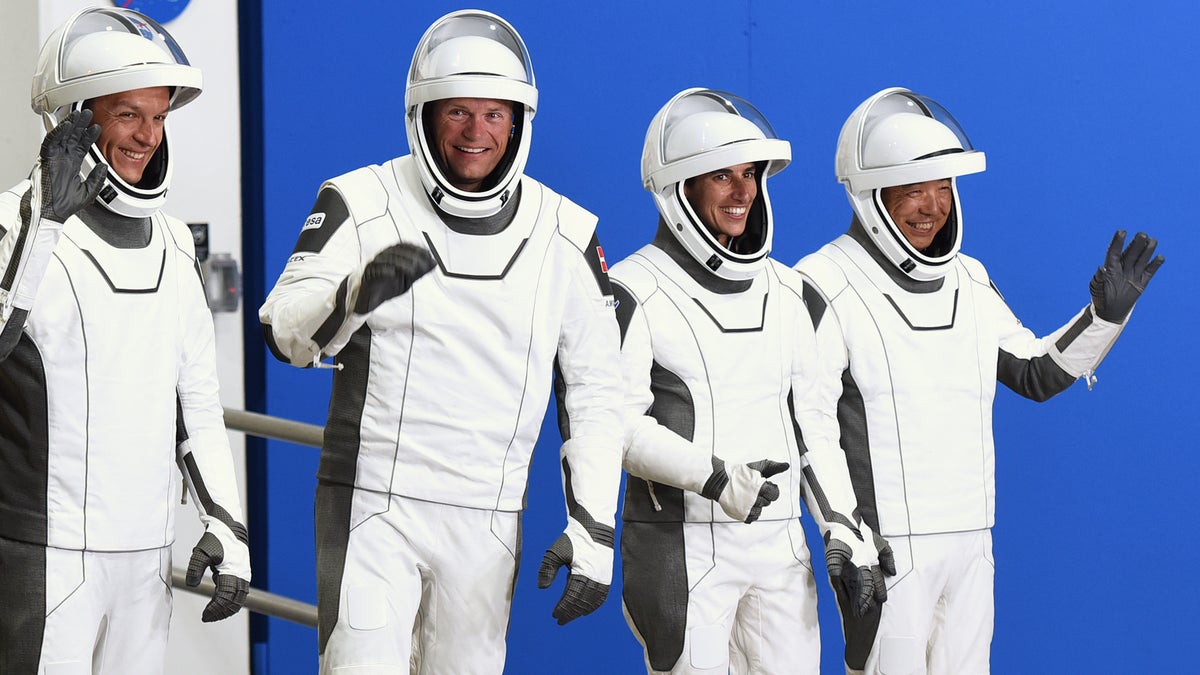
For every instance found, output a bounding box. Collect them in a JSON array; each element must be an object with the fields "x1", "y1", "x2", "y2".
[
  {"x1": 32, "y1": 6, "x2": 202, "y2": 218},
  {"x1": 835, "y1": 87, "x2": 985, "y2": 280},
  {"x1": 642, "y1": 88, "x2": 791, "y2": 281},
  {"x1": 405, "y1": 10, "x2": 537, "y2": 219}
]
